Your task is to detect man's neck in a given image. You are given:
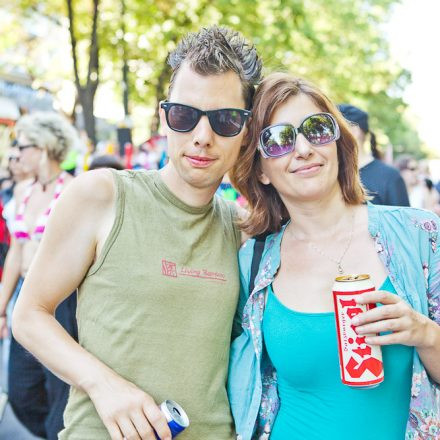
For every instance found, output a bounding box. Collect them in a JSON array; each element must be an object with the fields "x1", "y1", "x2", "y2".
[{"x1": 159, "y1": 165, "x2": 218, "y2": 207}]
